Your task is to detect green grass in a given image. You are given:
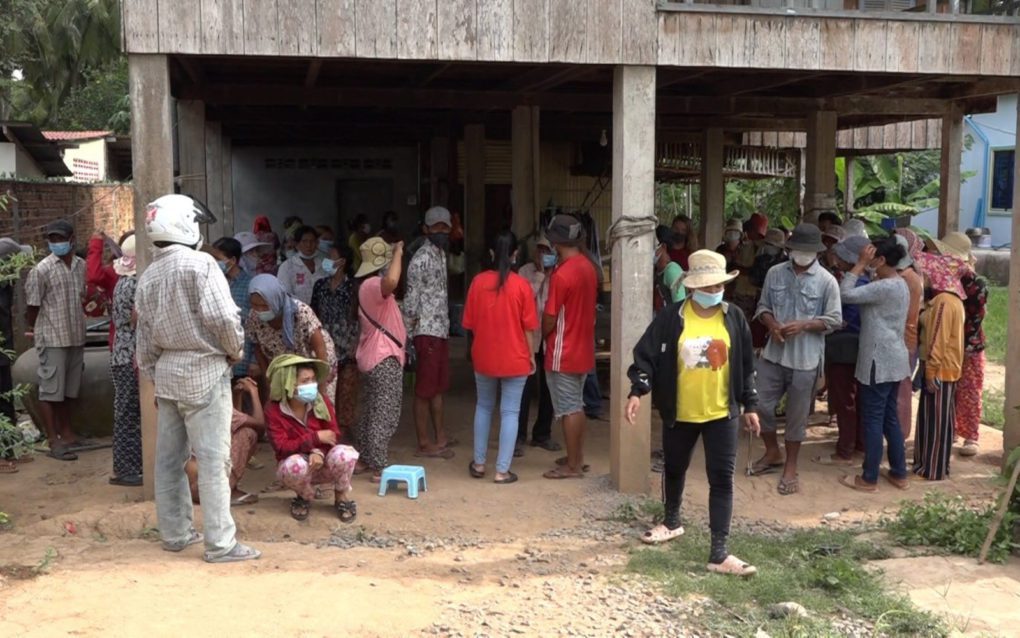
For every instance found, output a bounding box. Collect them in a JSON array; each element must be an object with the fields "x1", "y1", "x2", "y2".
[
  {"x1": 983, "y1": 387, "x2": 1005, "y2": 430},
  {"x1": 628, "y1": 527, "x2": 947, "y2": 637},
  {"x1": 984, "y1": 286, "x2": 1007, "y2": 365}
]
